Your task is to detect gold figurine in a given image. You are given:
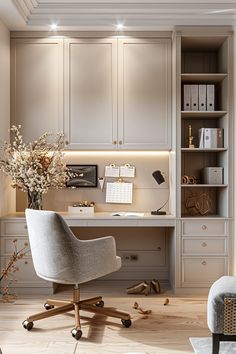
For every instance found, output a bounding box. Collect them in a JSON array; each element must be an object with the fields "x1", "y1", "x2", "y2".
[{"x1": 188, "y1": 124, "x2": 195, "y2": 148}]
